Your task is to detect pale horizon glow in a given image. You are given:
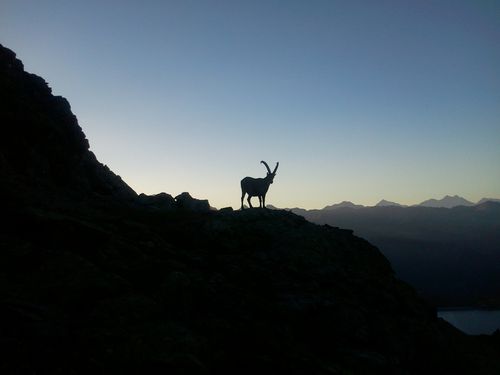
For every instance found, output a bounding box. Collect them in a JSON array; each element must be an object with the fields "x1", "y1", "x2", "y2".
[{"x1": 1, "y1": 1, "x2": 499, "y2": 209}]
